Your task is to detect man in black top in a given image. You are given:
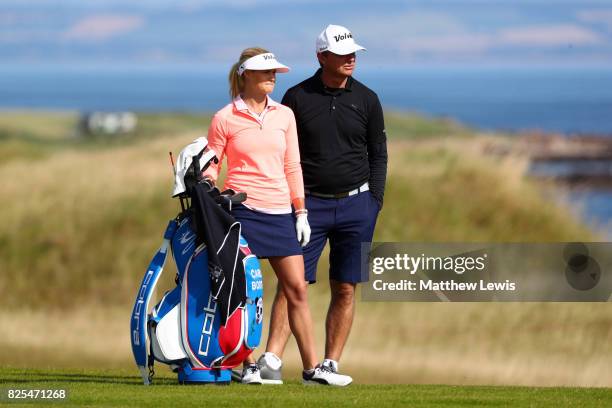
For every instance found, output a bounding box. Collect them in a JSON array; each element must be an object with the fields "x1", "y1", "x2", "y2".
[{"x1": 257, "y1": 24, "x2": 387, "y2": 382}]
